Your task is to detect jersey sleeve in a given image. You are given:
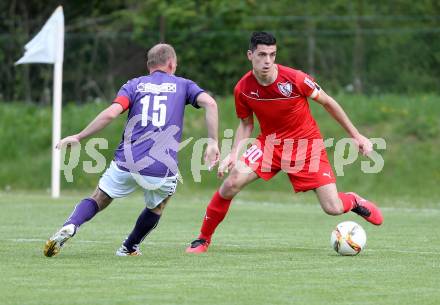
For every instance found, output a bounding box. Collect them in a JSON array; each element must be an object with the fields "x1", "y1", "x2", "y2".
[
  {"x1": 295, "y1": 71, "x2": 321, "y2": 99},
  {"x1": 185, "y1": 79, "x2": 204, "y2": 109},
  {"x1": 113, "y1": 80, "x2": 135, "y2": 112},
  {"x1": 234, "y1": 84, "x2": 252, "y2": 119}
]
